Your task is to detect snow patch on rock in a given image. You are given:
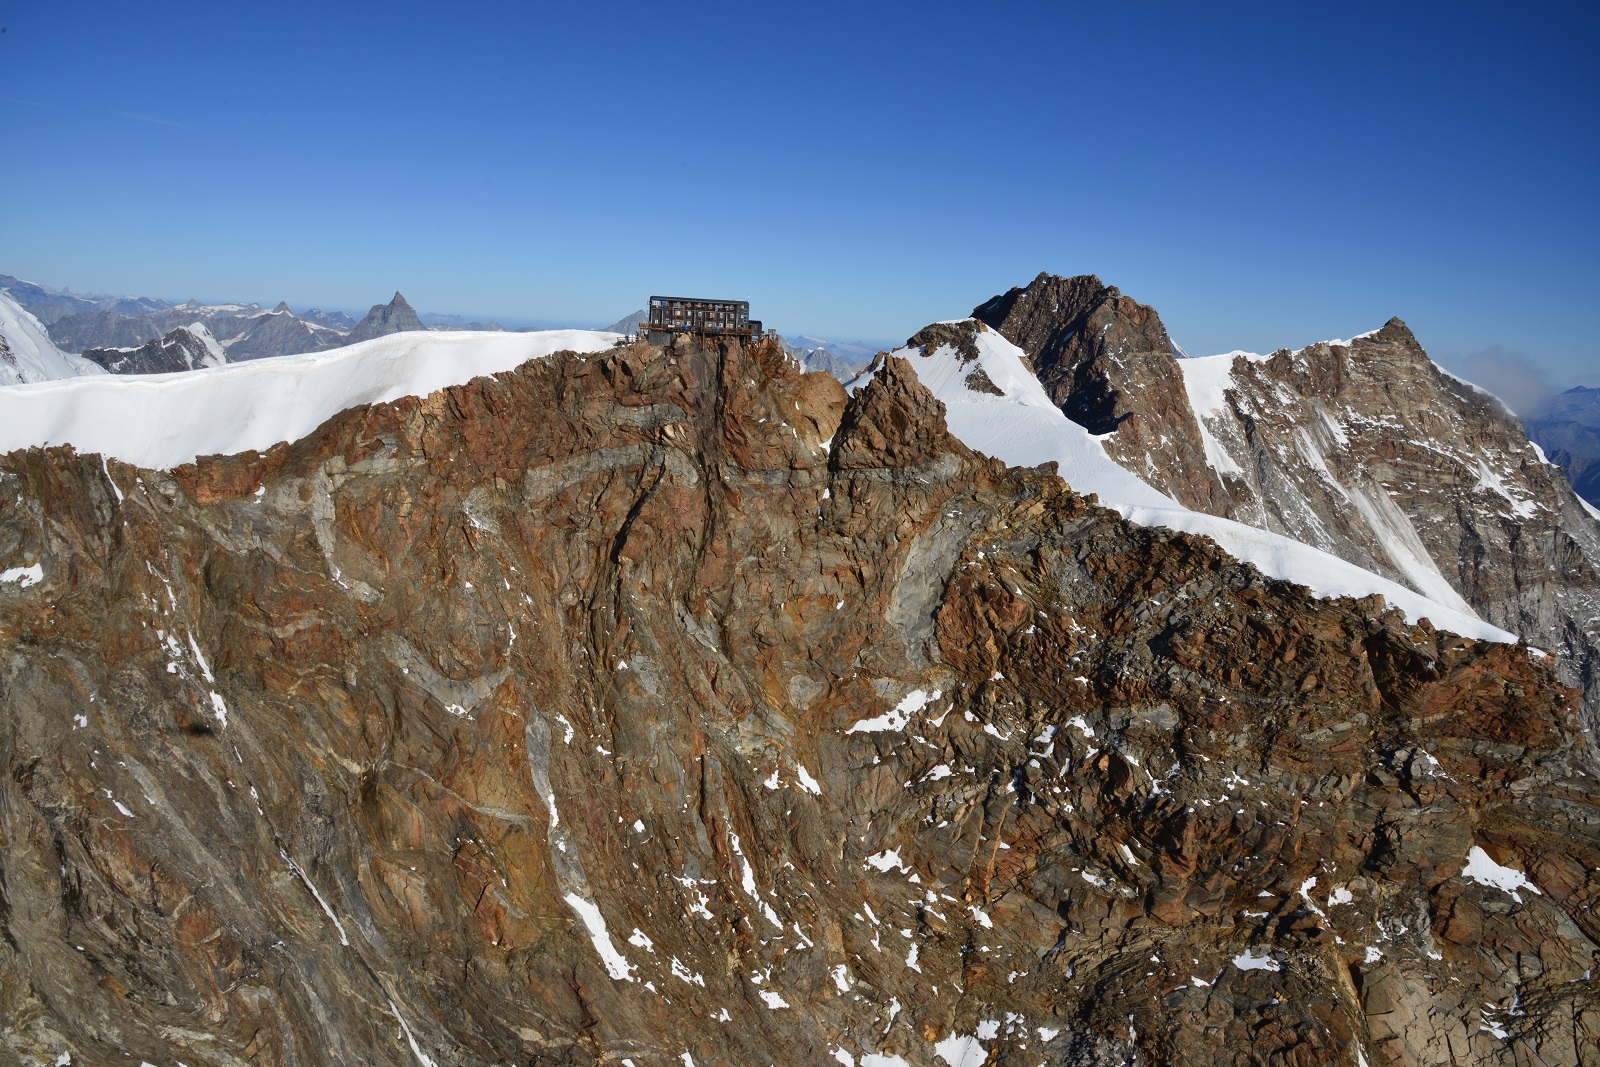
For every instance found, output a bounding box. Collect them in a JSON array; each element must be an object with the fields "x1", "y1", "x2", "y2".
[{"x1": 1462, "y1": 846, "x2": 1541, "y2": 903}]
